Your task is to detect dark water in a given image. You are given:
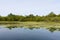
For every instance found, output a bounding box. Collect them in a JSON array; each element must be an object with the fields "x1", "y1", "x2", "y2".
[{"x1": 0, "y1": 26, "x2": 60, "y2": 40}]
